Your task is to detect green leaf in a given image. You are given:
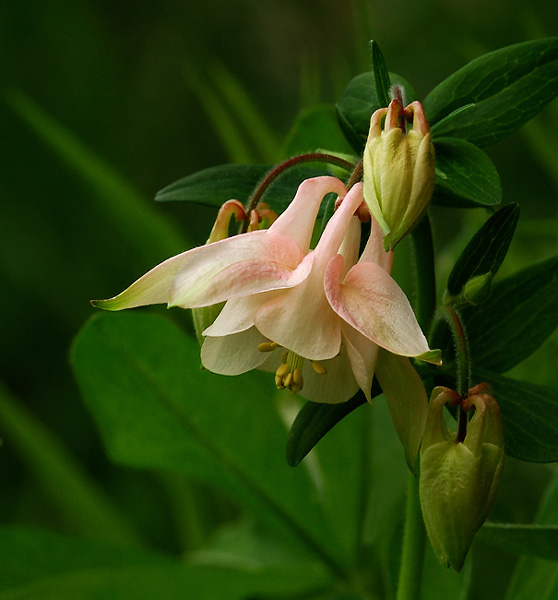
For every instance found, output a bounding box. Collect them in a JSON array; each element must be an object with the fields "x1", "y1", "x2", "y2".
[
  {"x1": 447, "y1": 203, "x2": 519, "y2": 295},
  {"x1": 282, "y1": 104, "x2": 356, "y2": 158},
  {"x1": 480, "y1": 523, "x2": 558, "y2": 560},
  {"x1": 0, "y1": 563, "x2": 328, "y2": 600},
  {"x1": 370, "y1": 41, "x2": 391, "y2": 109},
  {"x1": 504, "y1": 471, "x2": 558, "y2": 599},
  {"x1": 463, "y1": 256, "x2": 558, "y2": 372},
  {"x1": 472, "y1": 368, "x2": 558, "y2": 463},
  {"x1": 0, "y1": 527, "x2": 168, "y2": 591},
  {"x1": 424, "y1": 38, "x2": 558, "y2": 147},
  {"x1": 432, "y1": 137, "x2": 502, "y2": 208},
  {"x1": 336, "y1": 72, "x2": 417, "y2": 154},
  {"x1": 0, "y1": 526, "x2": 331, "y2": 599},
  {"x1": 155, "y1": 163, "x2": 337, "y2": 215},
  {"x1": 71, "y1": 312, "x2": 348, "y2": 574},
  {"x1": 286, "y1": 391, "x2": 368, "y2": 467},
  {"x1": 0, "y1": 382, "x2": 139, "y2": 547}
]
